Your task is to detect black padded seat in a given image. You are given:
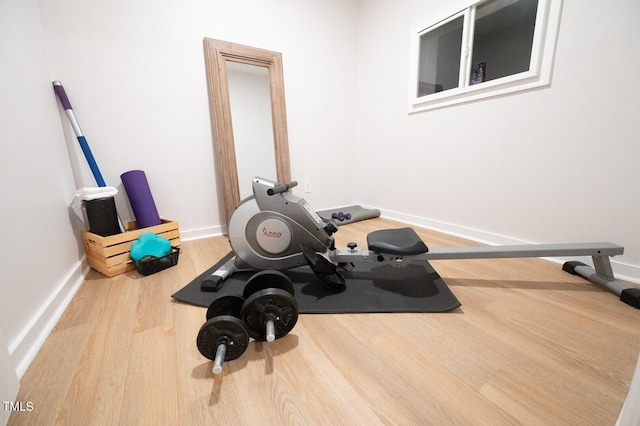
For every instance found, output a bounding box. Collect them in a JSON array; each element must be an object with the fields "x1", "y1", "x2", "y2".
[{"x1": 367, "y1": 228, "x2": 429, "y2": 256}]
